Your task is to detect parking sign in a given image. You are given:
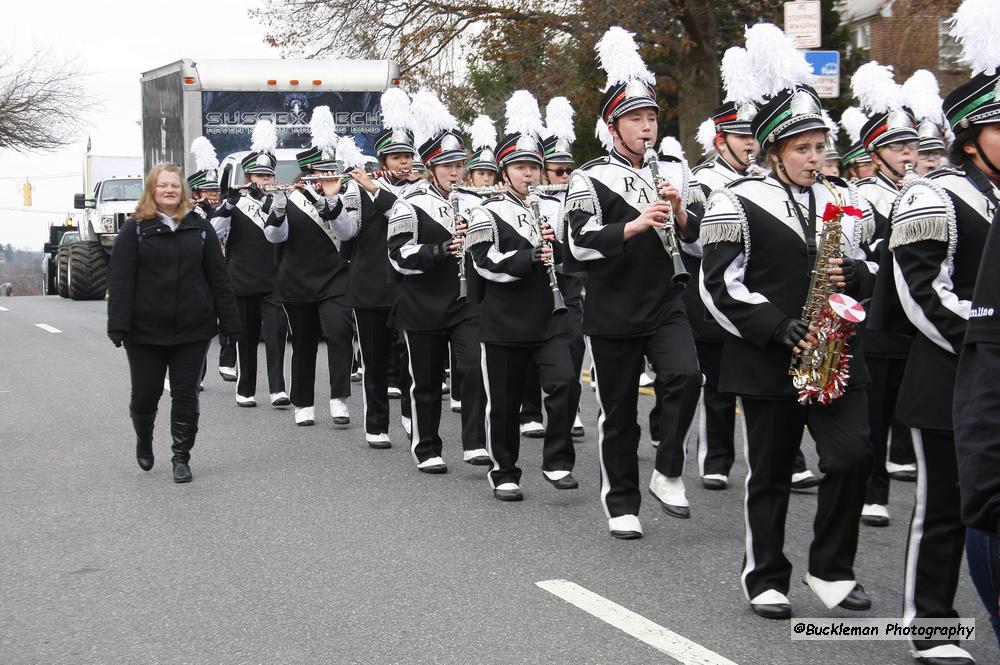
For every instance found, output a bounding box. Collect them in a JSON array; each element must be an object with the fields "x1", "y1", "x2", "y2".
[{"x1": 804, "y1": 50, "x2": 840, "y2": 98}]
